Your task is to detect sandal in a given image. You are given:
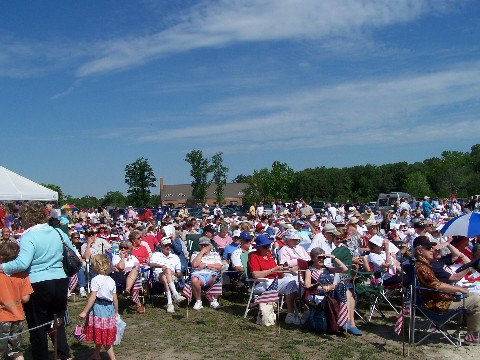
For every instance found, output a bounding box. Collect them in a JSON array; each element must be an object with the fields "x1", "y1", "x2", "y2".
[{"x1": 136, "y1": 304, "x2": 145, "y2": 314}]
